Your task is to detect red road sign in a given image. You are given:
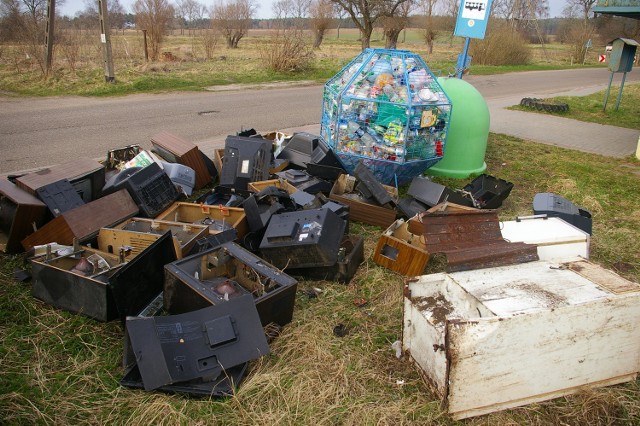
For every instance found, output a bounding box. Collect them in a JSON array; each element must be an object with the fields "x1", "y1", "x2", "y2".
[{"x1": 599, "y1": 54, "x2": 606, "y2": 63}]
